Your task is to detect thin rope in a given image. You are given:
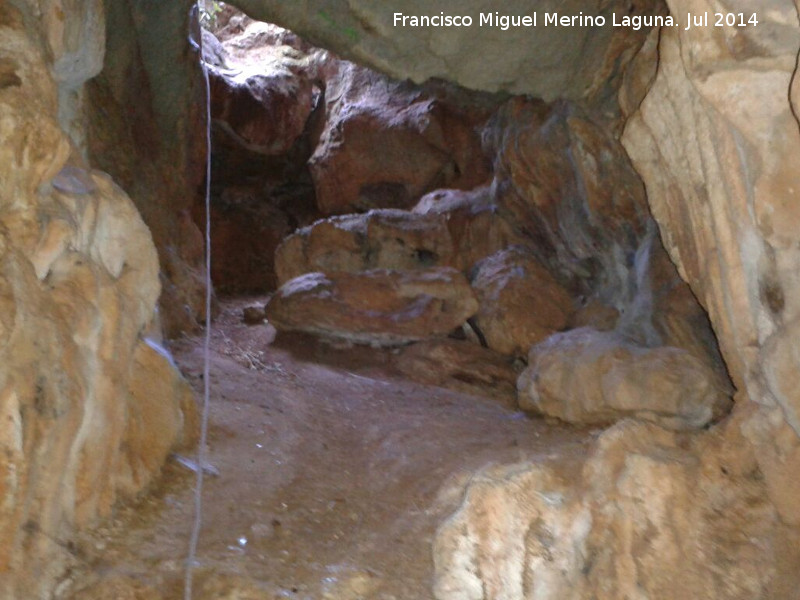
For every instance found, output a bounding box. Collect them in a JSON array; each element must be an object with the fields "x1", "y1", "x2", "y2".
[{"x1": 184, "y1": 4, "x2": 213, "y2": 598}]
